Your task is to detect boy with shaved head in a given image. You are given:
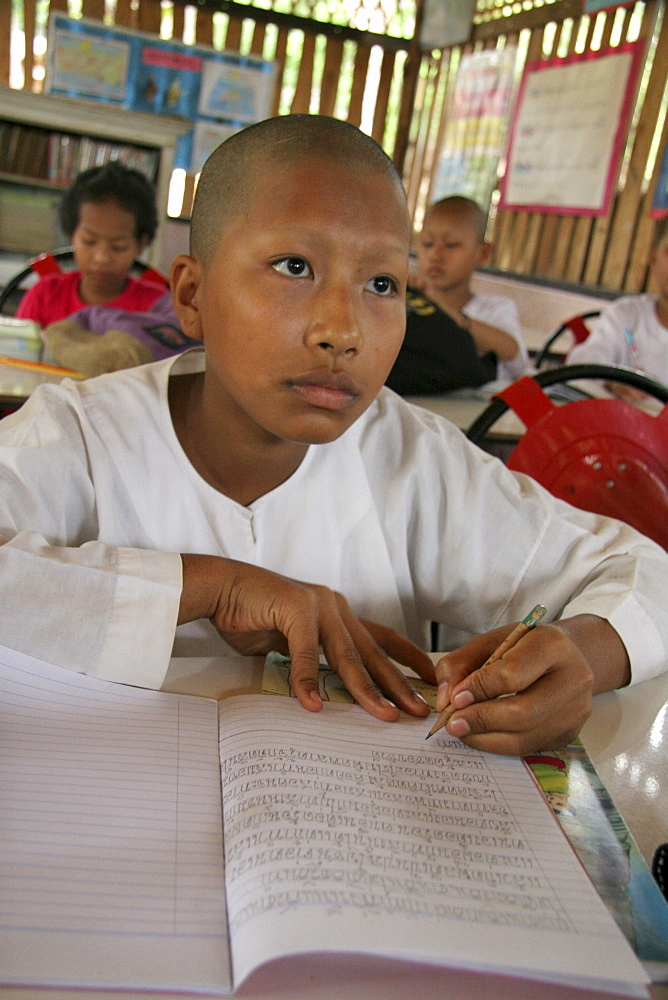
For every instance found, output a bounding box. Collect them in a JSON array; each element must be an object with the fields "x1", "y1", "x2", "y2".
[
  {"x1": 413, "y1": 195, "x2": 528, "y2": 382},
  {"x1": 1, "y1": 114, "x2": 667, "y2": 756}
]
